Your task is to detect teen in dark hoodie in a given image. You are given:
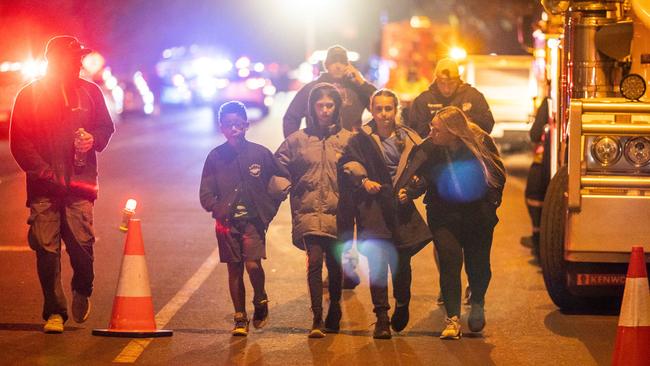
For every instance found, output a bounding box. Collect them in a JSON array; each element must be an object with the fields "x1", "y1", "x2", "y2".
[
  {"x1": 408, "y1": 58, "x2": 495, "y2": 138},
  {"x1": 283, "y1": 45, "x2": 375, "y2": 290},
  {"x1": 276, "y1": 83, "x2": 352, "y2": 338},
  {"x1": 283, "y1": 45, "x2": 376, "y2": 136}
]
